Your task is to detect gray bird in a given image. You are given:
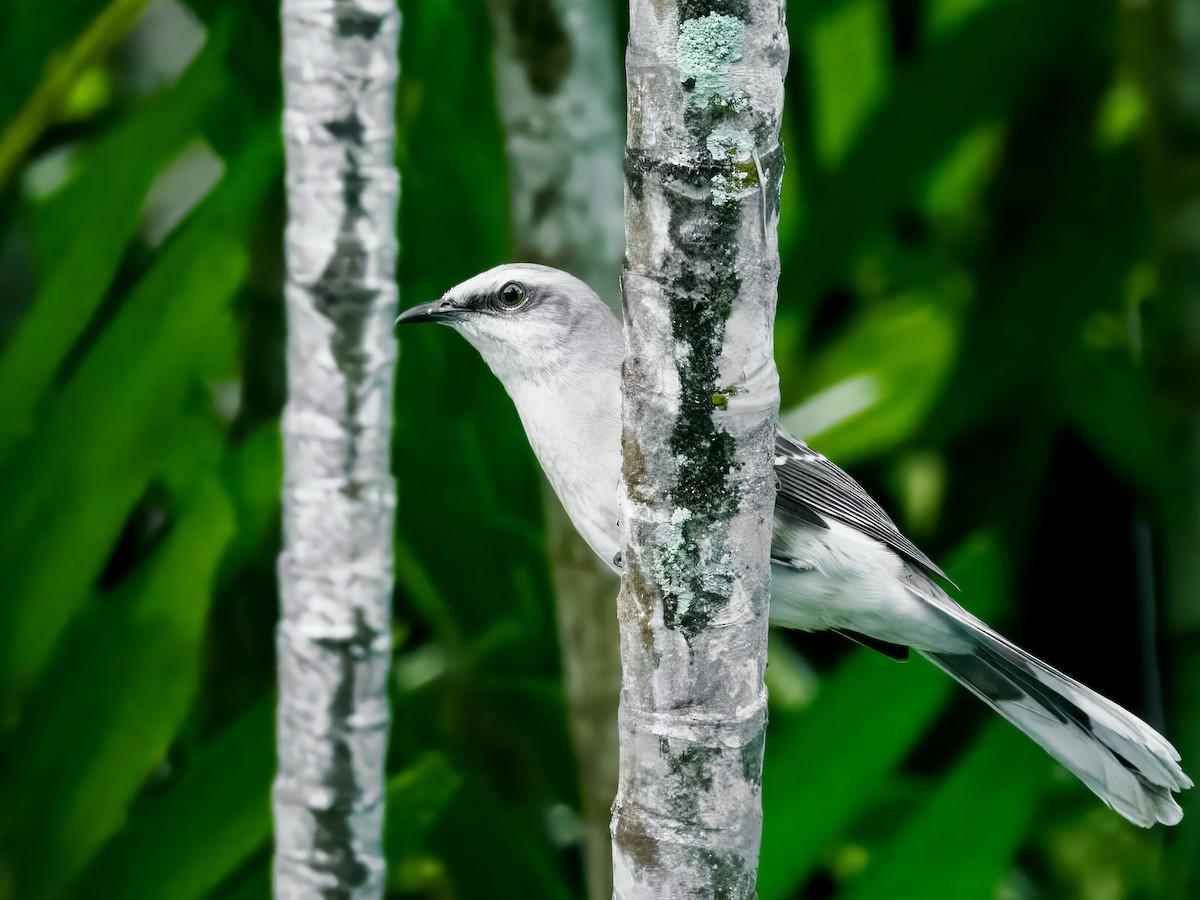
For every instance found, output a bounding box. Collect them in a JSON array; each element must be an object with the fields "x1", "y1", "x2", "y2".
[{"x1": 397, "y1": 263, "x2": 1191, "y2": 827}]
